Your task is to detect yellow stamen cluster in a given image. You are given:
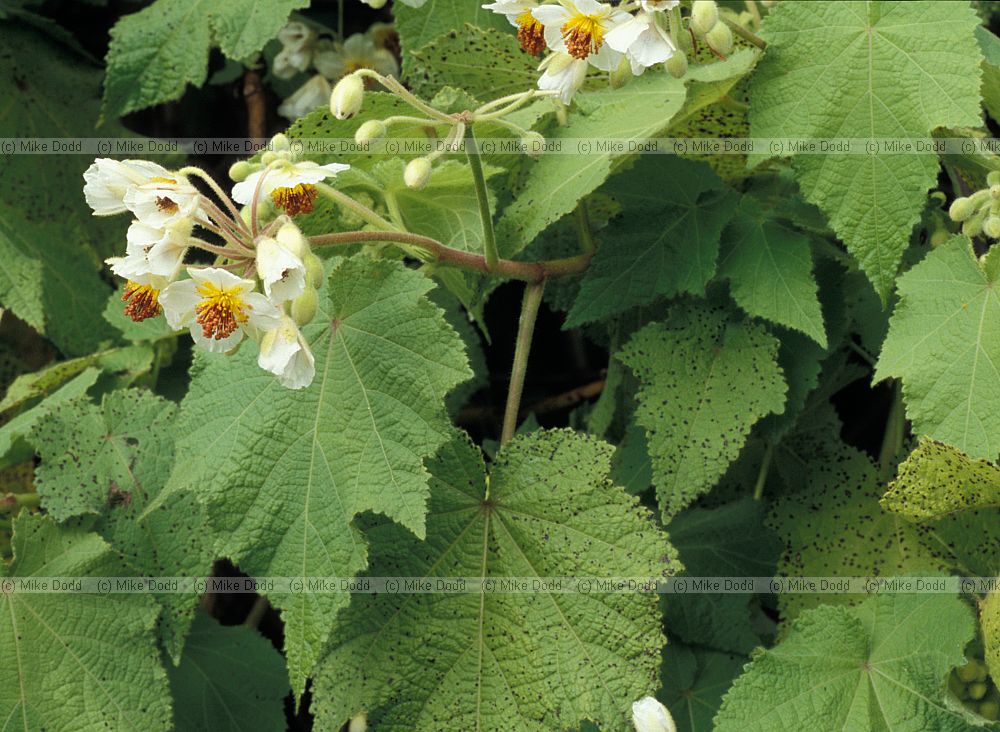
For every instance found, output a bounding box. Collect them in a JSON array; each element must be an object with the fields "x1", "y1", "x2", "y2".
[
  {"x1": 271, "y1": 183, "x2": 319, "y2": 215},
  {"x1": 516, "y1": 10, "x2": 547, "y2": 55},
  {"x1": 195, "y1": 281, "x2": 249, "y2": 340},
  {"x1": 561, "y1": 13, "x2": 604, "y2": 59},
  {"x1": 122, "y1": 281, "x2": 162, "y2": 322}
]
